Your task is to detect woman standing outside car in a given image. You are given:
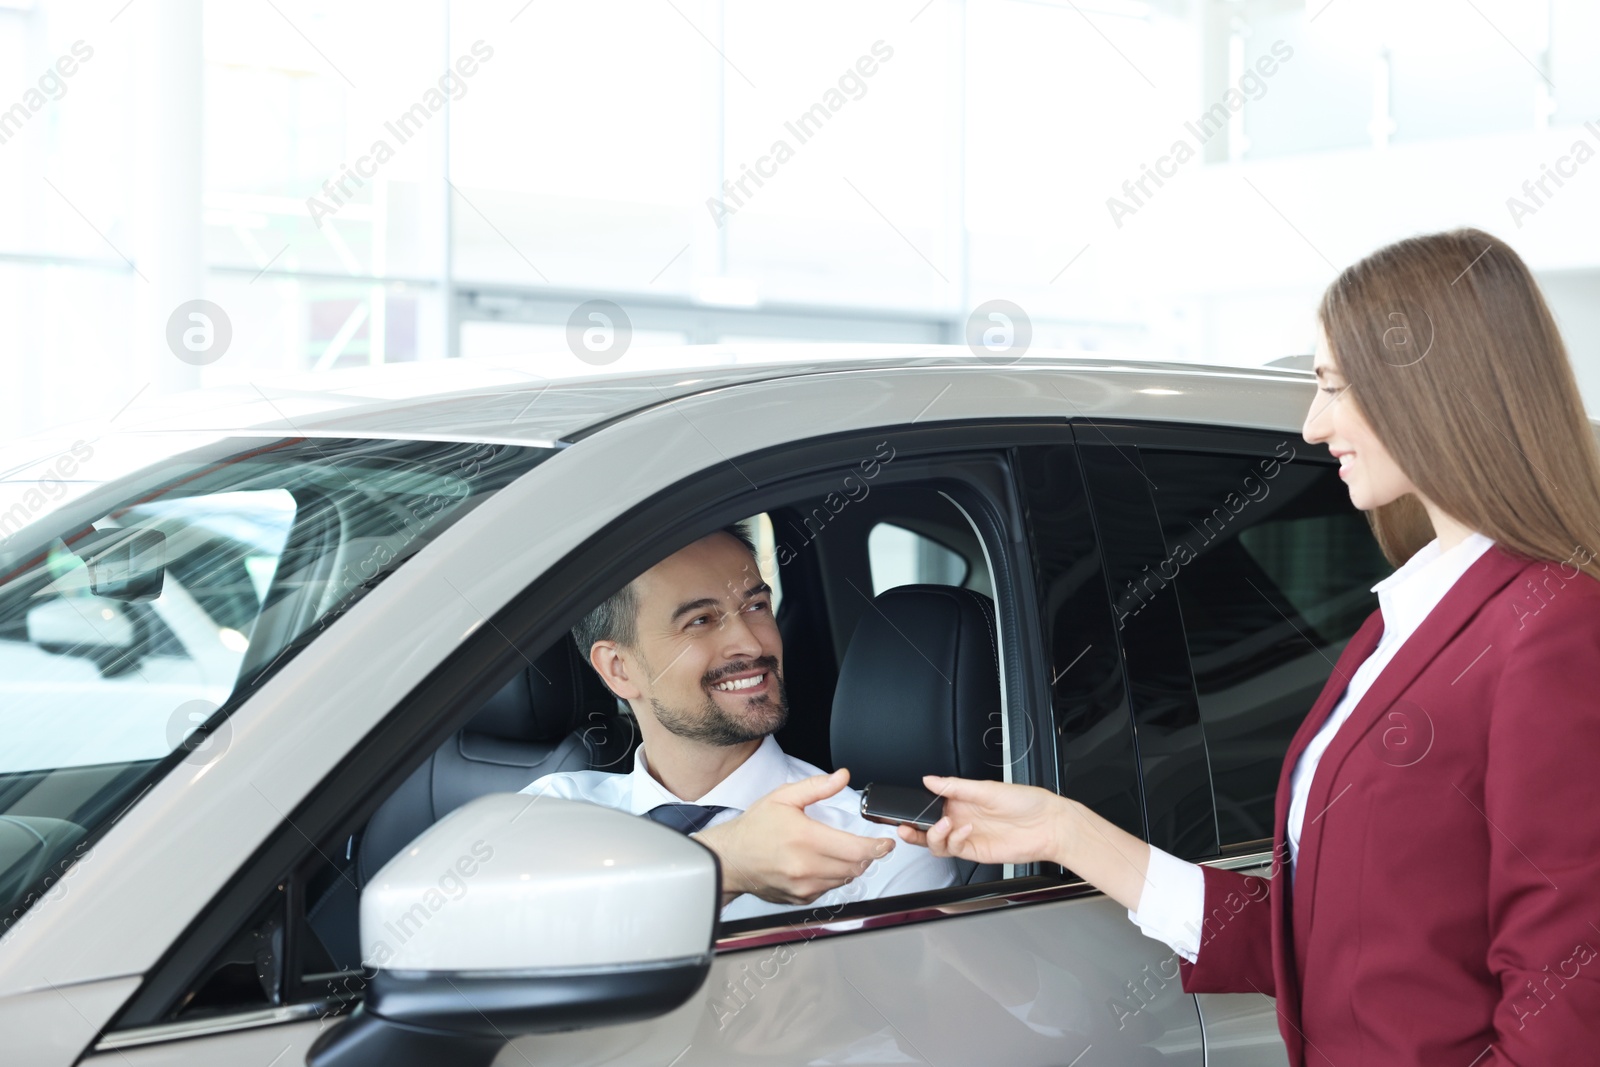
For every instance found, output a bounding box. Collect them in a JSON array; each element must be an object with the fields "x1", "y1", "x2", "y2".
[{"x1": 901, "y1": 228, "x2": 1600, "y2": 1065}]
